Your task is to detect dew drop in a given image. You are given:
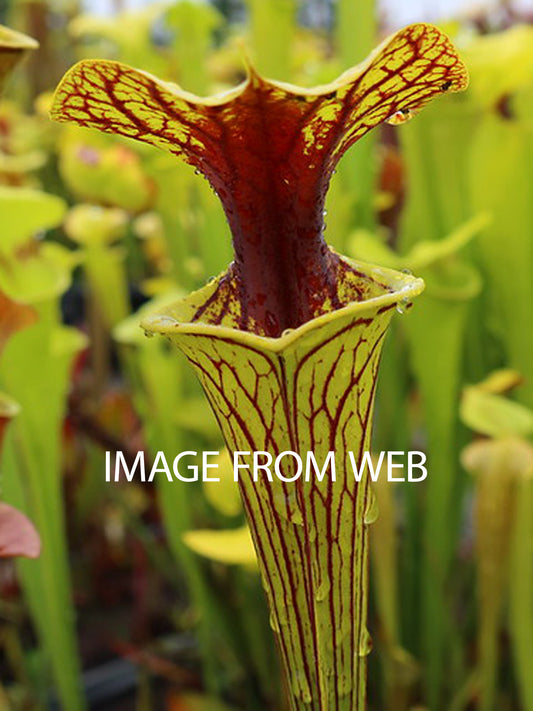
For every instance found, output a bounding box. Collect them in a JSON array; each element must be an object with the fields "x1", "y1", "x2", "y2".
[
  {"x1": 386, "y1": 108, "x2": 413, "y2": 126},
  {"x1": 396, "y1": 297, "x2": 412, "y2": 315},
  {"x1": 364, "y1": 489, "x2": 379, "y2": 525},
  {"x1": 157, "y1": 316, "x2": 179, "y2": 327},
  {"x1": 281, "y1": 328, "x2": 294, "y2": 337},
  {"x1": 269, "y1": 613, "x2": 281, "y2": 633},
  {"x1": 358, "y1": 627, "x2": 373, "y2": 657}
]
